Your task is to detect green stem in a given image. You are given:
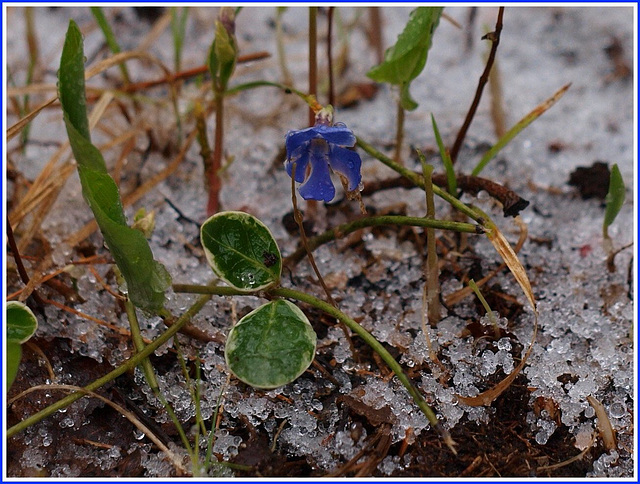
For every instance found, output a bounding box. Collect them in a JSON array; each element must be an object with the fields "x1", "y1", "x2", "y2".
[
  {"x1": 469, "y1": 279, "x2": 500, "y2": 339},
  {"x1": 273, "y1": 287, "x2": 440, "y2": 424},
  {"x1": 394, "y1": 100, "x2": 405, "y2": 164},
  {"x1": 356, "y1": 136, "x2": 487, "y2": 225},
  {"x1": 7, "y1": 293, "x2": 212, "y2": 438},
  {"x1": 126, "y1": 300, "x2": 194, "y2": 459},
  {"x1": 170, "y1": 283, "x2": 456, "y2": 452},
  {"x1": 204, "y1": 377, "x2": 228, "y2": 472},
  {"x1": 285, "y1": 214, "x2": 481, "y2": 266},
  {"x1": 225, "y1": 80, "x2": 319, "y2": 110}
]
